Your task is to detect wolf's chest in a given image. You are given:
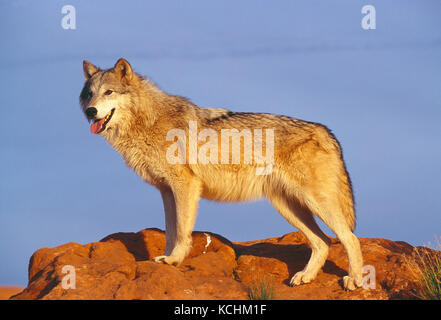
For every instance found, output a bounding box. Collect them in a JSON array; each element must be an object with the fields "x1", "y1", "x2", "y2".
[{"x1": 115, "y1": 141, "x2": 165, "y2": 186}]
